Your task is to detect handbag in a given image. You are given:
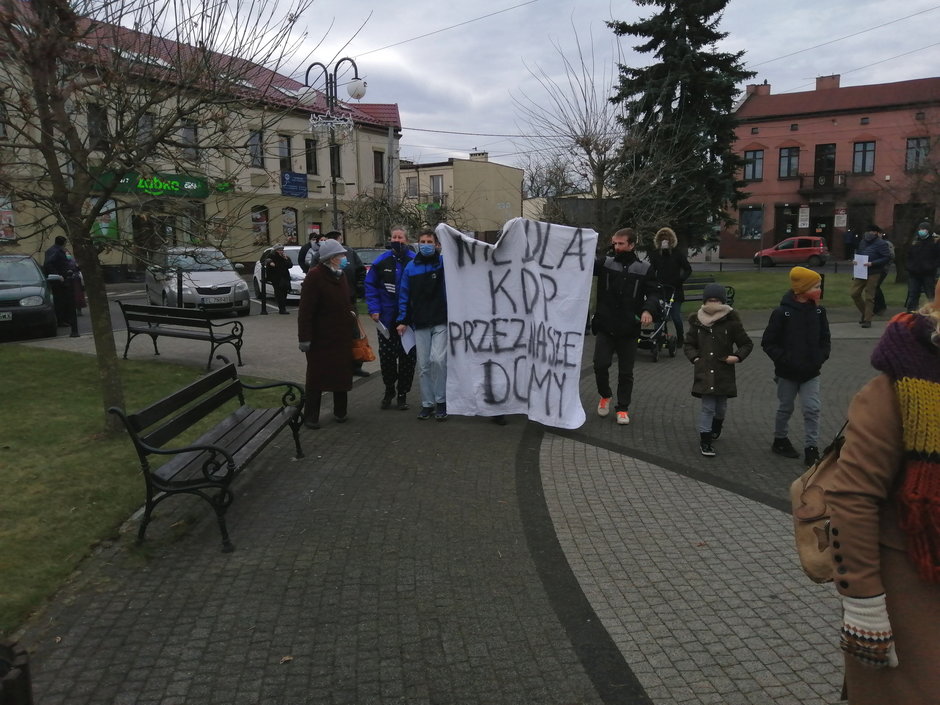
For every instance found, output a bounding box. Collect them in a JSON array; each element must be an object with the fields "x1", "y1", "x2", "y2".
[
  {"x1": 789, "y1": 422, "x2": 847, "y2": 583},
  {"x1": 351, "y1": 316, "x2": 376, "y2": 363}
]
